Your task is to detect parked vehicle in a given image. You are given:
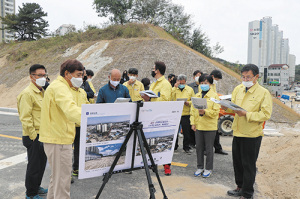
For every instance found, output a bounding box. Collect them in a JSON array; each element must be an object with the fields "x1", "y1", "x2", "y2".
[{"x1": 295, "y1": 92, "x2": 300, "y2": 101}]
